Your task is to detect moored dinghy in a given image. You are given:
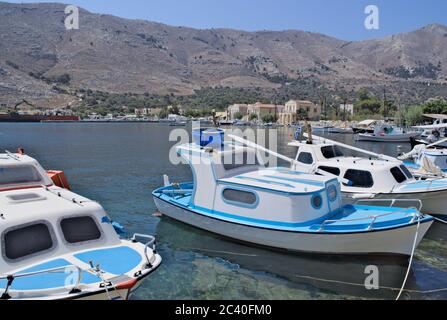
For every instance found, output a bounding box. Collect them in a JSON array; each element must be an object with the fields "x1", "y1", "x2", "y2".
[
  {"x1": 153, "y1": 129, "x2": 433, "y2": 256},
  {"x1": 0, "y1": 151, "x2": 162, "y2": 300}
]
